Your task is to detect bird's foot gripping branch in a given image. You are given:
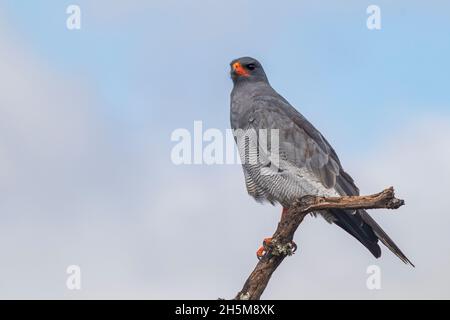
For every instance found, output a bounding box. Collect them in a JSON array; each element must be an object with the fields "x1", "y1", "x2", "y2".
[
  {"x1": 235, "y1": 187, "x2": 405, "y2": 301},
  {"x1": 257, "y1": 238, "x2": 297, "y2": 261}
]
